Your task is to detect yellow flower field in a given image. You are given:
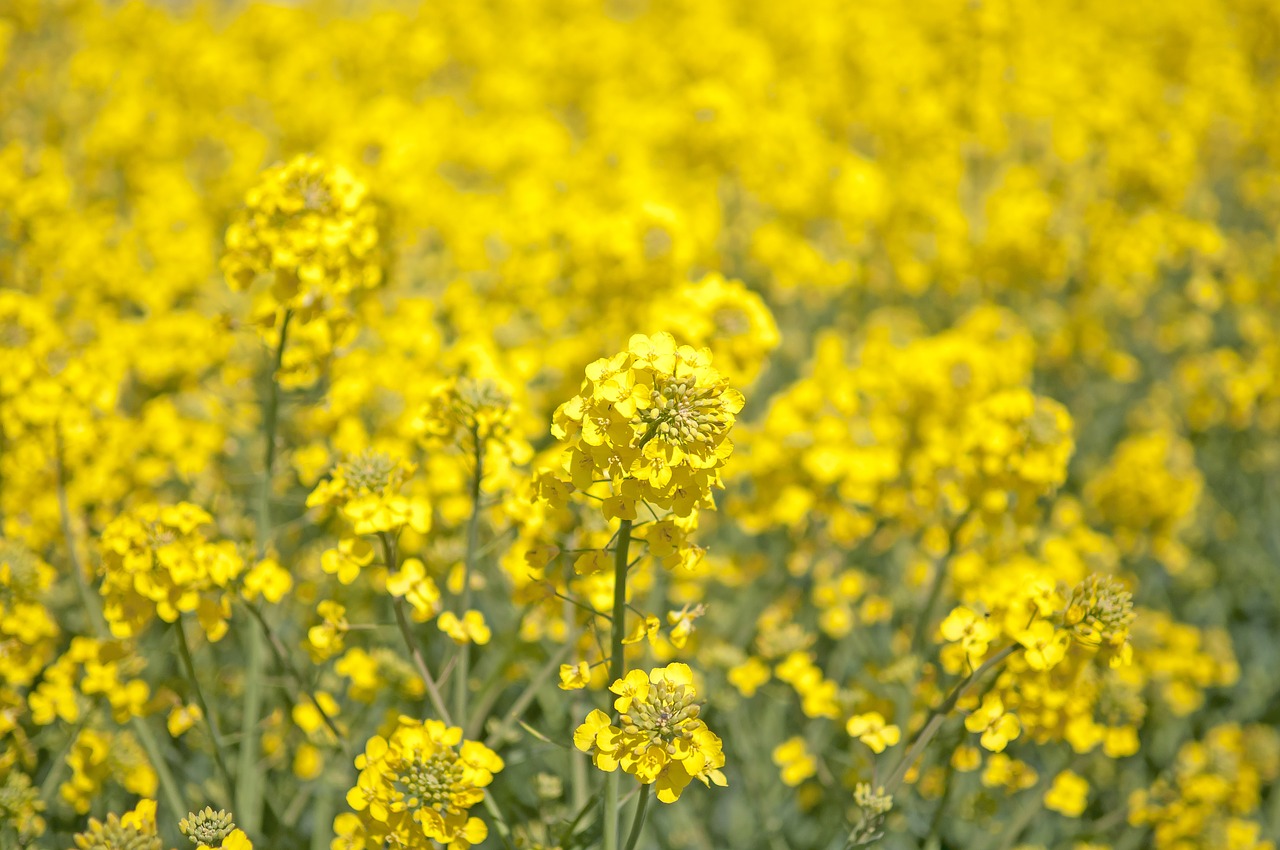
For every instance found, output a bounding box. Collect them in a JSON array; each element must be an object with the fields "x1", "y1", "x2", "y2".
[{"x1": 2, "y1": 0, "x2": 1279, "y2": 848}]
